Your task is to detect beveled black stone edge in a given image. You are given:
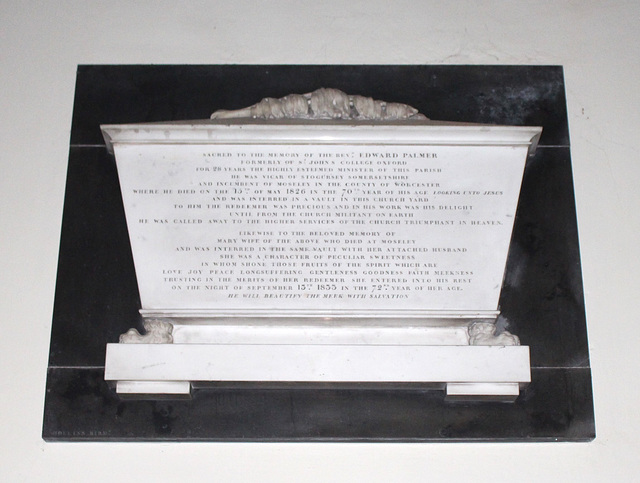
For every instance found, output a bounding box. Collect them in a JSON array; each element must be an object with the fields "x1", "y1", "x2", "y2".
[{"x1": 43, "y1": 436, "x2": 596, "y2": 443}]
